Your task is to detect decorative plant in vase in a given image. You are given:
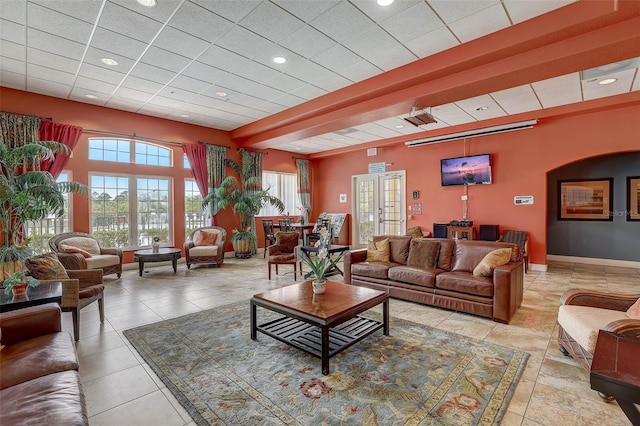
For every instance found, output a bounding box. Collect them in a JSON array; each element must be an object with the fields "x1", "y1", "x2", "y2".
[
  {"x1": 2, "y1": 271, "x2": 40, "y2": 296},
  {"x1": 152, "y1": 236, "x2": 160, "y2": 253},
  {"x1": 0, "y1": 140, "x2": 87, "y2": 278},
  {"x1": 202, "y1": 151, "x2": 285, "y2": 258},
  {"x1": 300, "y1": 227, "x2": 345, "y2": 294}
]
